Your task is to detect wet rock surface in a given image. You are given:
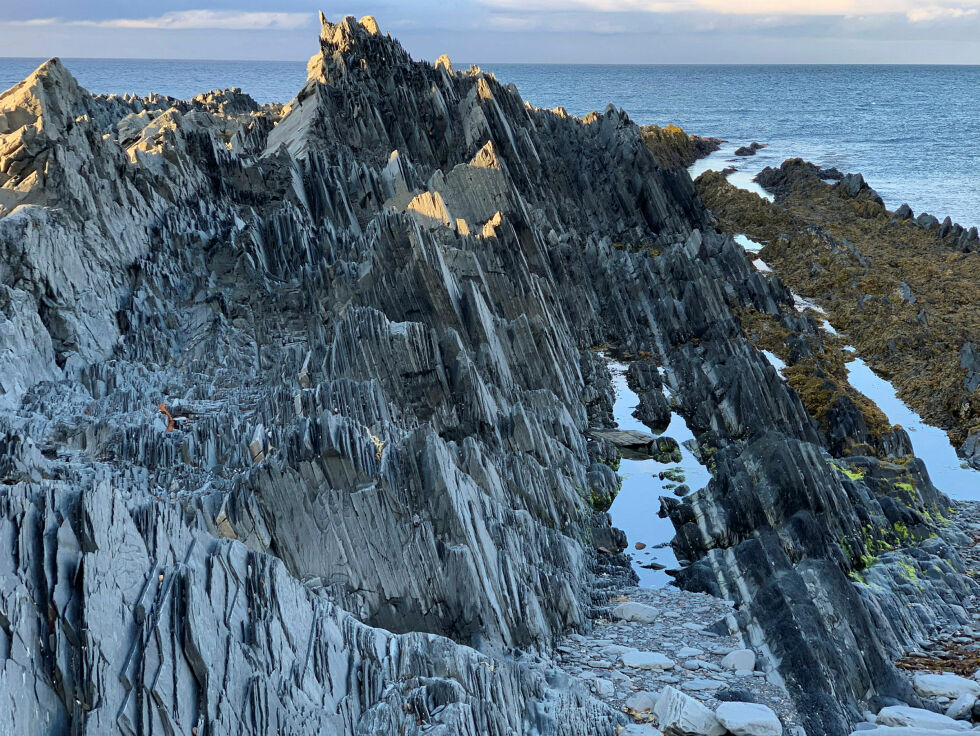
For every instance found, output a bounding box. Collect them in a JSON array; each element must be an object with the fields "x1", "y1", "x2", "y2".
[{"x1": 0, "y1": 12, "x2": 977, "y2": 736}]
